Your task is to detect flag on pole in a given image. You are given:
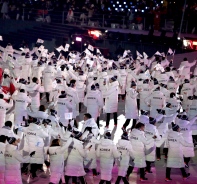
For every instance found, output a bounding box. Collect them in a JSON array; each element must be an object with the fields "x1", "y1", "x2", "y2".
[
  {"x1": 136, "y1": 50, "x2": 143, "y2": 58},
  {"x1": 97, "y1": 49, "x2": 101, "y2": 54},
  {"x1": 154, "y1": 51, "x2": 162, "y2": 56},
  {"x1": 88, "y1": 45, "x2": 94, "y2": 51},
  {"x1": 167, "y1": 48, "x2": 174, "y2": 55},
  {"x1": 37, "y1": 38, "x2": 44, "y2": 43},
  {"x1": 143, "y1": 52, "x2": 148, "y2": 59}
]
